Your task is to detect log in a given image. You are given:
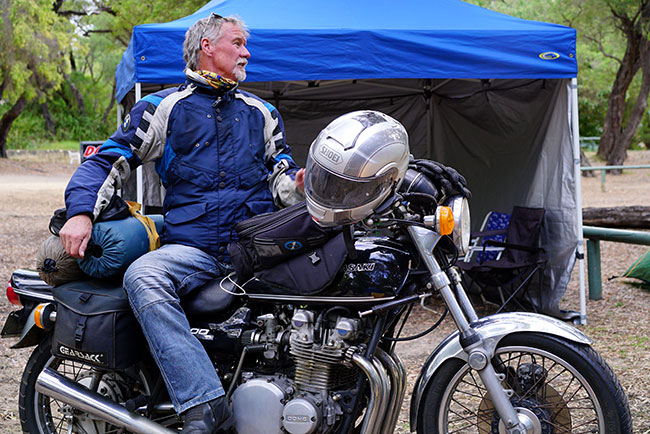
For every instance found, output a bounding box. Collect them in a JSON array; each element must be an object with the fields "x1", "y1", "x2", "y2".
[{"x1": 582, "y1": 206, "x2": 650, "y2": 229}]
